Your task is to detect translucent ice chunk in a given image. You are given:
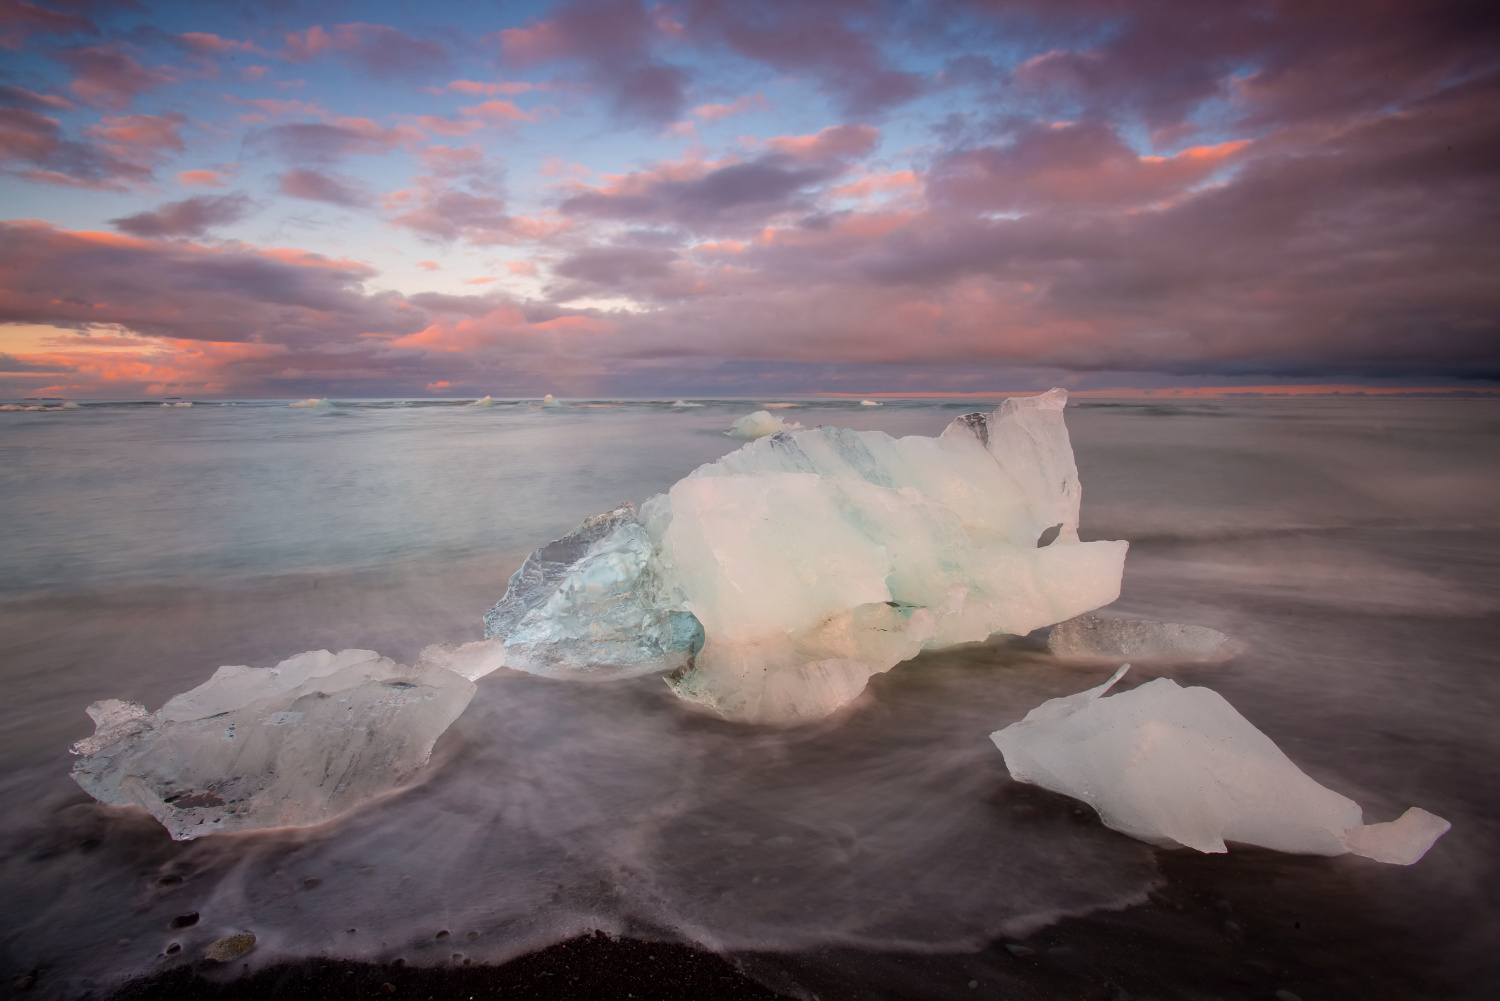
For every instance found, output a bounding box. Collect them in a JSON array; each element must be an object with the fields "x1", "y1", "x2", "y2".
[
  {"x1": 288, "y1": 398, "x2": 332, "y2": 409},
  {"x1": 726, "y1": 410, "x2": 804, "y2": 440},
  {"x1": 468, "y1": 395, "x2": 495, "y2": 406},
  {"x1": 990, "y1": 666, "x2": 1450, "y2": 863},
  {"x1": 483, "y1": 389, "x2": 1126, "y2": 724},
  {"x1": 860, "y1": 399, "x2": 882, "y2": 406},
  {"x1": 1048, "y1": 614, "x2": 1236, "y2": 664},
  {"x1": 70, "y1": 650, "x2": 475, "y2": 840},
  {"x1": 542, "y1": 394, "x2": 562, "y2": 408},
  {"x1": 481, "y1": 503, "x2": 705, "y2": 679}
]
